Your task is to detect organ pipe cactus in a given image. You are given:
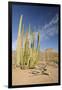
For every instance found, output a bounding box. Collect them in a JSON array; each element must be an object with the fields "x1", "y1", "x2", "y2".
[{"x1": 16, "y1": 16, "x2": 40, "y2": 69}]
